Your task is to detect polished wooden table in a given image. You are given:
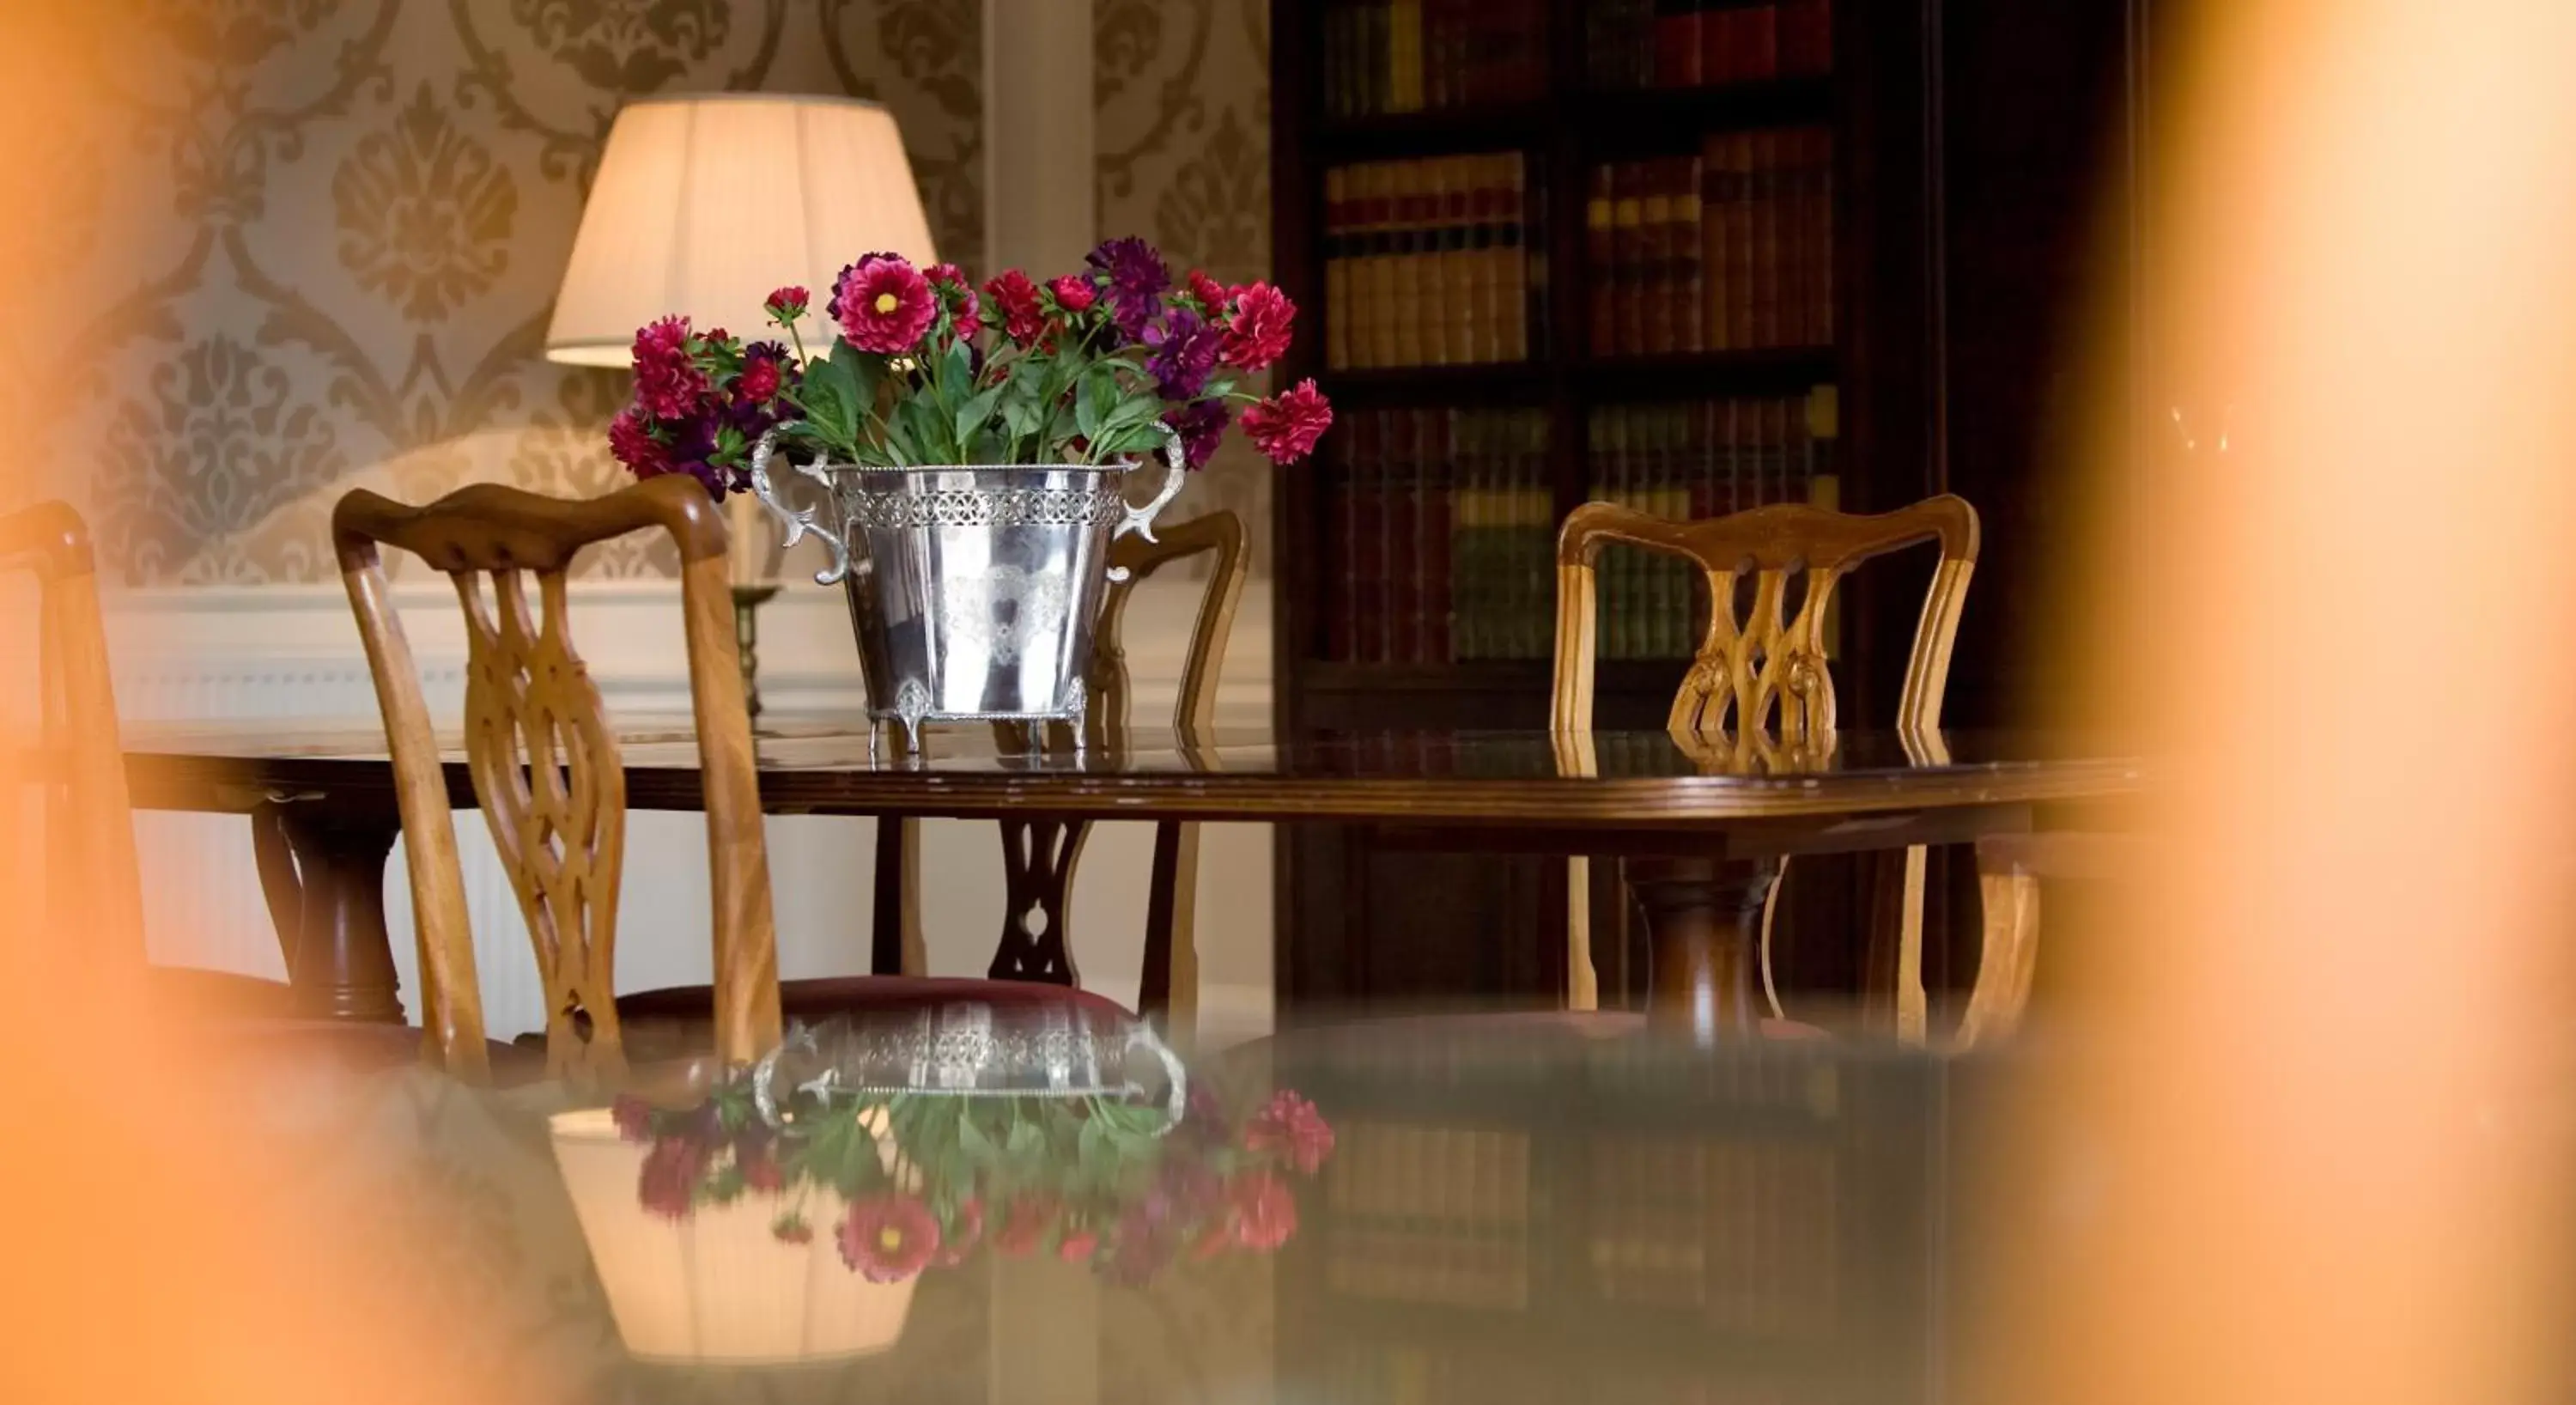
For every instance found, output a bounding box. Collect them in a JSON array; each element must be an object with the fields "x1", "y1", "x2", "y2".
[{"x1": 124, "y1": 721, "x2": 2141, "y2": 1038}]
